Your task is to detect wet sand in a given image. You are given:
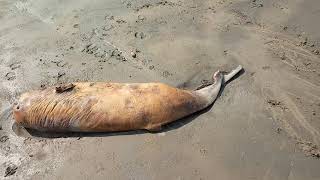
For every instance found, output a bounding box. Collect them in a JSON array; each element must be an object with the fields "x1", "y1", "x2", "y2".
[{"x1": 1, "y1": 0, "x2": 320, "y2": 179}]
